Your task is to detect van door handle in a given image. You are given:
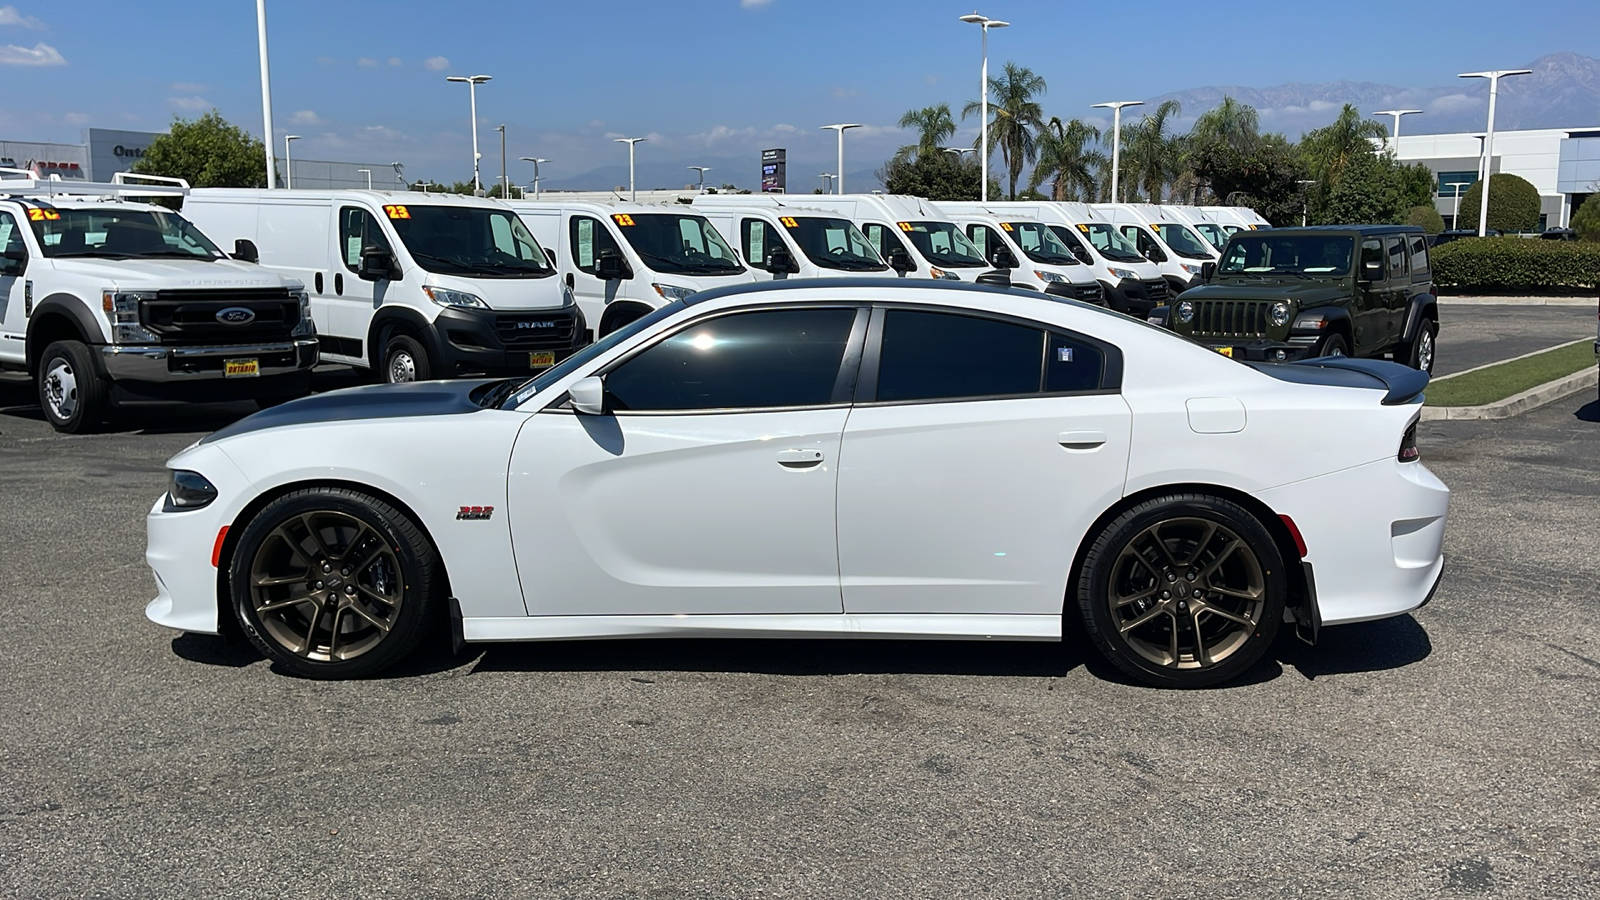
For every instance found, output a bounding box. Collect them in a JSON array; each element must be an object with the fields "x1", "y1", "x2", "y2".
[
  {"x1": 1058, "y1": 430, "x2": 1107, "y2": 450},
  {"x1": 777, "y1": 449, "x2": 825, "y2": 469}
]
